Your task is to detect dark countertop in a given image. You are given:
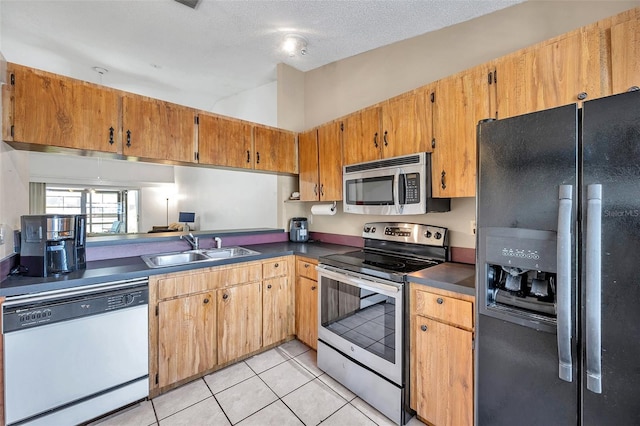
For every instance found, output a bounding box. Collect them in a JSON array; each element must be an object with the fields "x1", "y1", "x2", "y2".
[
  {"x1": 408, "y1": 262, "x2": 476, "y2": 297},
  {"x1": 0, "y1": 241, "x2": 357, "y2": 298}
]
